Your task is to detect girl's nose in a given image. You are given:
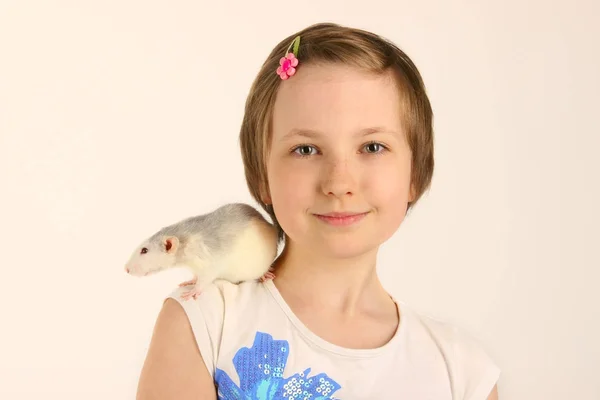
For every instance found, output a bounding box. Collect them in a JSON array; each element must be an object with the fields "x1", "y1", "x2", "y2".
[{"x1": 320, "y1": 160, "x2": 356, "y2": 198}]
